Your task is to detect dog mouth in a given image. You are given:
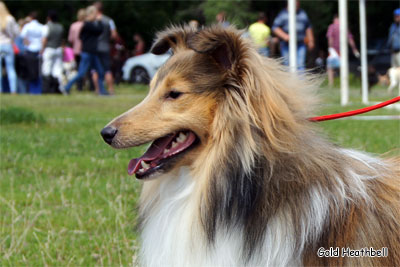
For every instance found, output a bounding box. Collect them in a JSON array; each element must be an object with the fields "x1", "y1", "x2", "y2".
[{"x1": 127, "y1": 131, "x2": 198, "y2": 179}]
